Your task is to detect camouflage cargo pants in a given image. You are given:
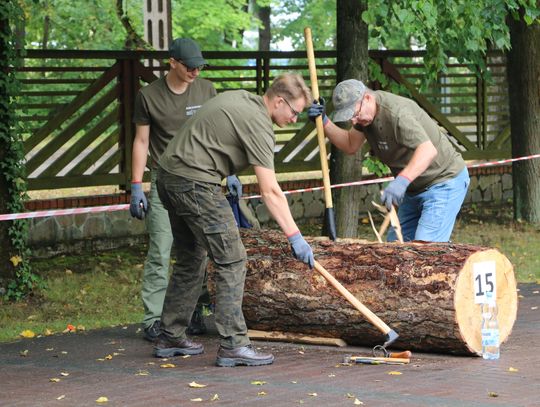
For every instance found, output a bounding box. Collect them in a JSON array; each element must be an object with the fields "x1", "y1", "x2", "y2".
[{"x1": 157, "y1": 168, "x2": 250, "y2": 349}]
